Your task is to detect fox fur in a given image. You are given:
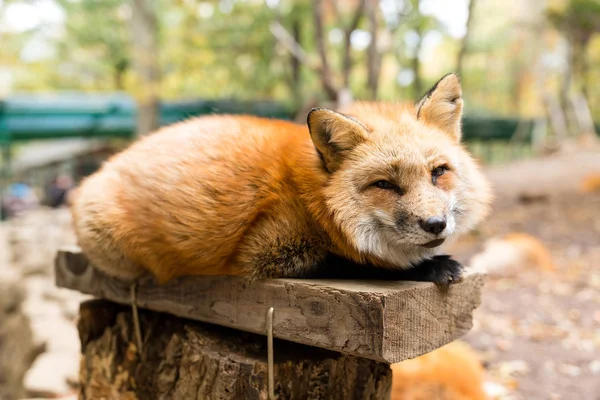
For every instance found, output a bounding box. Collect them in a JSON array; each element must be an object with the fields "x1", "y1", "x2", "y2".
[
  {"x1": 581, "y1": 173, "x2": 600, "y2": 193},
  {"x1": 71, "y1": 74, "x2": 491, "y2": 283},
  {"x1": 391, "y1": 340, "x2": 487, "y2": 400},
  {"x1": 469, "y1": 232, "x2": 555, "y2": 275}
]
